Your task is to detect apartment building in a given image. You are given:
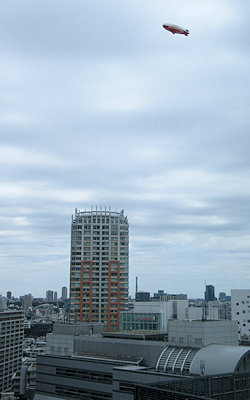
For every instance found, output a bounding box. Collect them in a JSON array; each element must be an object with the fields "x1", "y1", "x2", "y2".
[
  {"x1": 0, "y1": 310, "x2": 24, "y2": 393},
  {"x1": 69, "y1": 208, "x2": 129, "y2": 331}
]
